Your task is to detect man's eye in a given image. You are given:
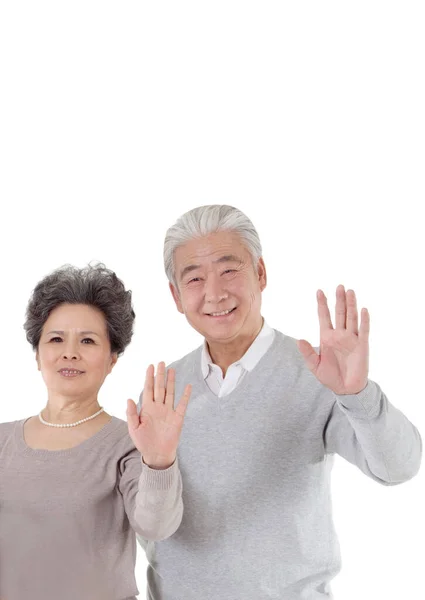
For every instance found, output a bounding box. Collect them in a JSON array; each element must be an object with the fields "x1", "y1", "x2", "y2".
[
  {"x1": 188, "y1": 277, "x2": 201, "y2": 283},
  {"x1": 223, "y1": 269, "x2": 235, "y2": 274}
]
